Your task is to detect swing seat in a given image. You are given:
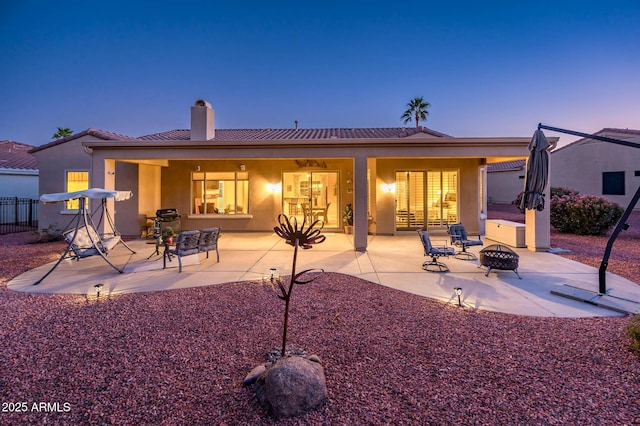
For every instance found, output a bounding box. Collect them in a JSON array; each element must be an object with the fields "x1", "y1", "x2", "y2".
[{"x1": 64, "y1": 226, "x2": 121, "y2": 258}]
